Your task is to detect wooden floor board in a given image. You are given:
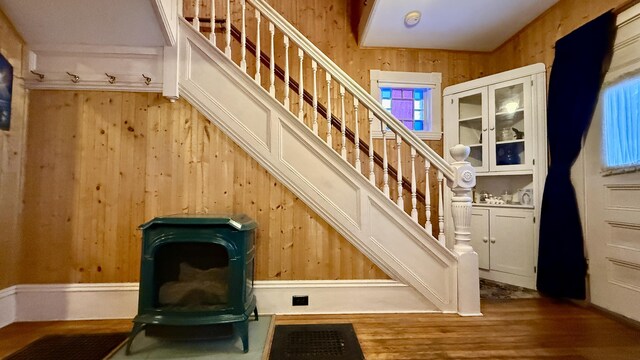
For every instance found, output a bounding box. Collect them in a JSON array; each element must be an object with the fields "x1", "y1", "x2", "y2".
[{"x1": 0, "y1": 299, "x2": 639, "y2": 359}]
